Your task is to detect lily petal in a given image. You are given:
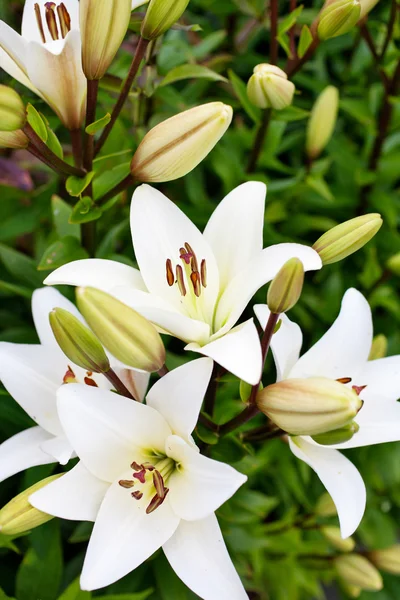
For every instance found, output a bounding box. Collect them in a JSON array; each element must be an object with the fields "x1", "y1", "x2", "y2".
[
  {"x1": 166, "y1": 435, "x2": 247, "y2": 521},
  {"x1": 355, "y1": 356, "x2": 400, "y2": 402},
  {"x1": 30, "y1": 462, "x2": 109, "y2": 521},
  {"x1": 132, "y1": 0, "x2": 149, "y2": 9},
  {"x1": 57, "y1": 384, "x2": 172, "y2": 482},
  {"x1": 203, "y1": 182, "x2": 266, "y2": 292},
  {"x1": 0, "y1": 21, "x2": 39, "y2": 93},
  {"x1": 0, "y1": 426, "x2": 54, "y2": 482},
  {"x1": 186, "y1": 319, "x2": 262, "y2": 385},
  {"x1": 289, "y1": 436, "x2": 366, "y2": 538},
  {"x1": 32, "y1": 287, "x2": 83, "y2": 348},
  {"x1": 40, "y1": 435, "x2": 74, "y2": 465},
  {"x1": 117, "y1": 368, "x2": 150, "y2": 402},
  {"x1": 163, "y1": 514, "x2": 248, "y2": 600},
  {"x1": 254, "y1": 305, "x2": 303, "y2": 381},
  {"x1": 147, "y1": 358, "x2": 213, "y2": 443},
  {"x1": 289, "y1": 289, "x2": 372, "y2": 380}
]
